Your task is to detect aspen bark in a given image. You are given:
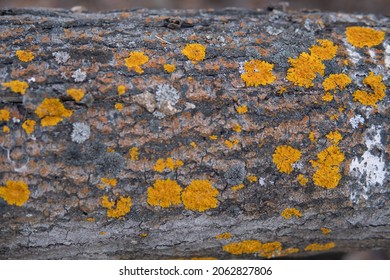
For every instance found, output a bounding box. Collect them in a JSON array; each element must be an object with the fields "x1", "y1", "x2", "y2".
[{"x1": 0, "y1": 7, "x2": 389, "y2": 259}]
